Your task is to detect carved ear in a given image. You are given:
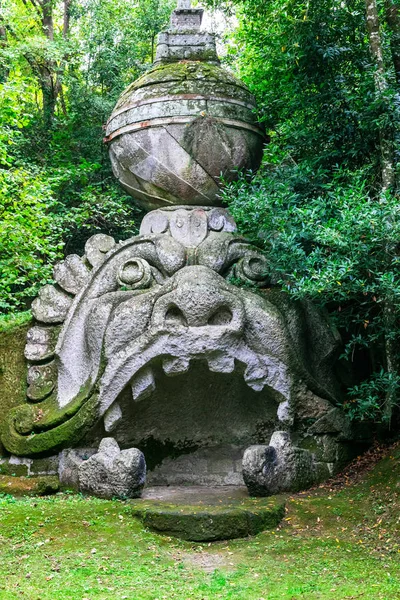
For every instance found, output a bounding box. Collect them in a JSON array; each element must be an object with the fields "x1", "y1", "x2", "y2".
[
  {"x1": 29, "y1": 235, "x2": 117, "y2": 400},
  {"x1": 0, "y1": 235, "x2": 117, "y2": 456},
  {"x1": 0, "y1": 232, "x2": 189, "y2": 456}
]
